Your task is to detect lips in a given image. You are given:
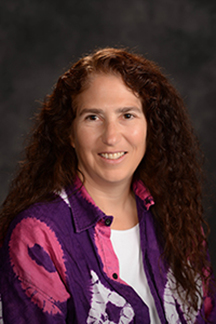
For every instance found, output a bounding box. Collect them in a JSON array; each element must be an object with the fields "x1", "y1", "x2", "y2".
[{"x1": 99, "y1": 152, "x2": 126, "y2": 160}]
